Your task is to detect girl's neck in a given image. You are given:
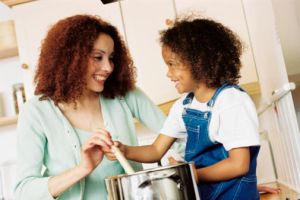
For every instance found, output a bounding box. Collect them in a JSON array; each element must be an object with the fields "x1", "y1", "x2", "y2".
[{"x1": 193, "y1": 84, "x2": 217, "y2": 103}]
